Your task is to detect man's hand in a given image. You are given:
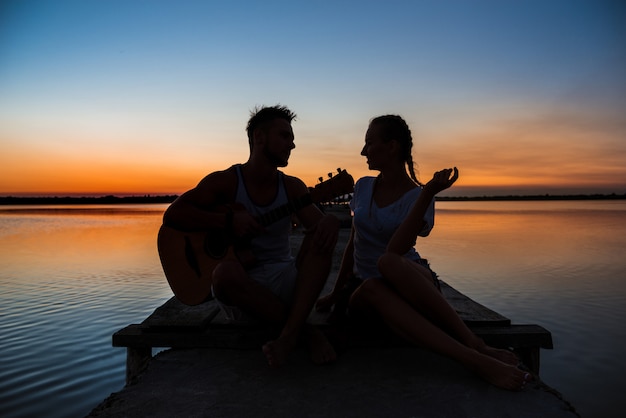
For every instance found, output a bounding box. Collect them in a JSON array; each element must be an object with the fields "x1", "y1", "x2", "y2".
[
  {"x1": 423, "y1": 167, "x2": 459, "y2": 196},
  {"x1": 231, "y1": 210, "x2": 265, "y2": 237}
]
